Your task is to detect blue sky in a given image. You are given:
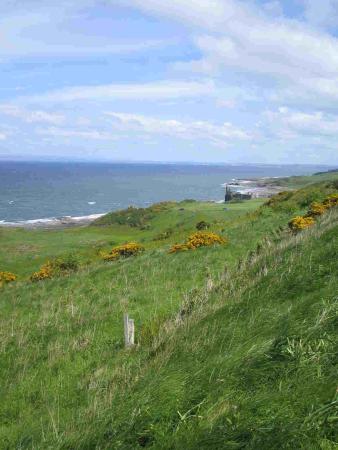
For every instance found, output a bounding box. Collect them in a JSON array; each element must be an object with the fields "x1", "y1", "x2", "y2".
[{"x1": 0, "y1": 0, "x2": 338, "y2": 164}]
